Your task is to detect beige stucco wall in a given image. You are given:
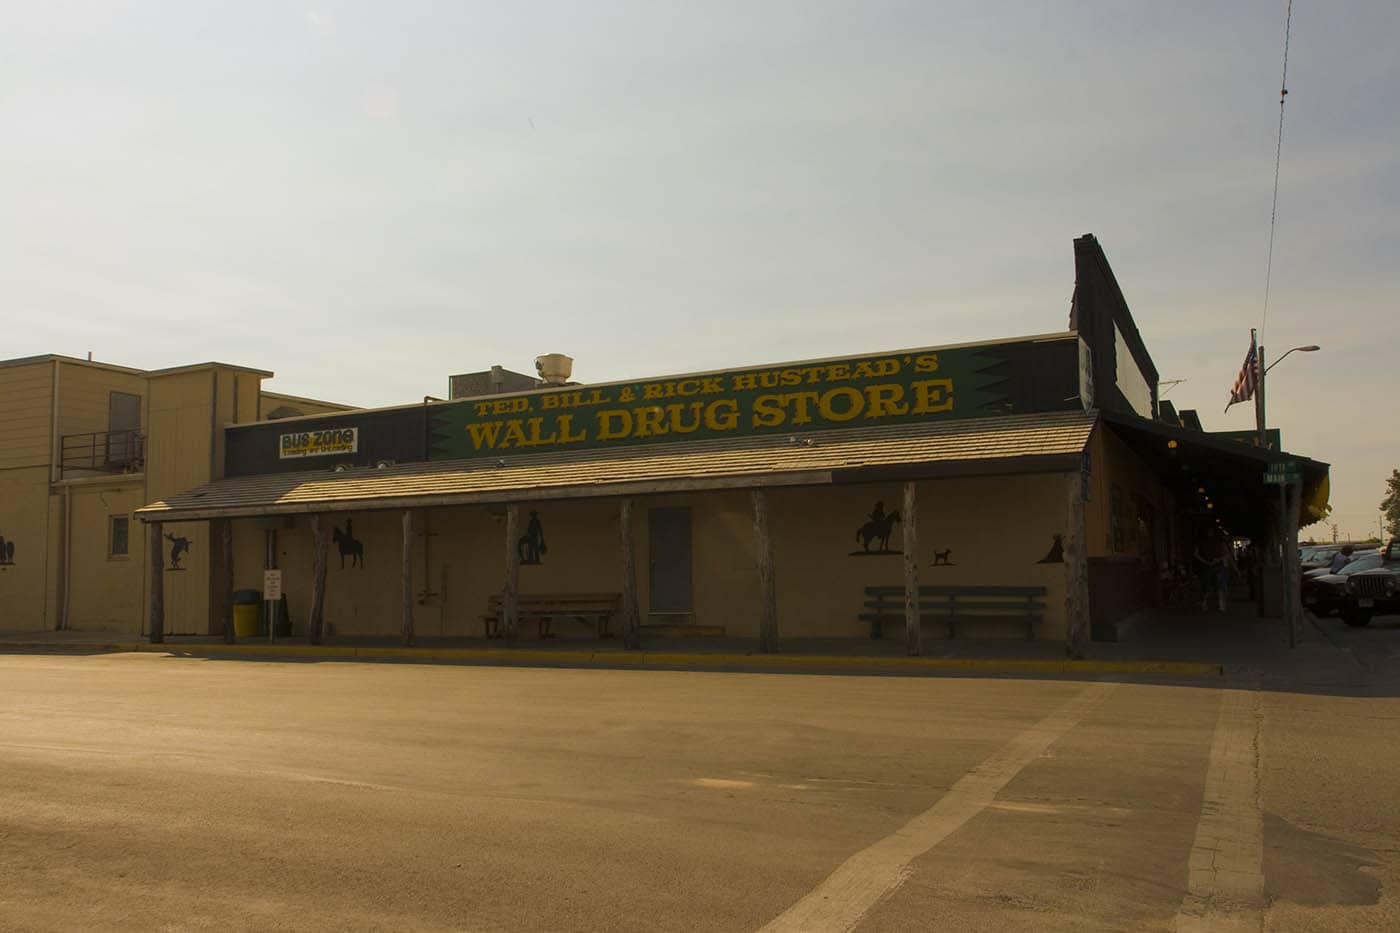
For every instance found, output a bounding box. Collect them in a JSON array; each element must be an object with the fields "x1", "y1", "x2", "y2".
[
  {"x1": 223, "y1": 473, "x2": 1072, "y2": 642},
  {"x1": 64, "y1": 481, "x2": 147, "y2": 632},
  {"x1": 0, "y1": 467, "x2": 56, "y2": 630},
  {"x1": 768, "y1": 475, "x2": 1071, "y2": 640},
  {"x1": 55, "y1": 360, "x2": 147, "y2": 442},
  {"x1": 0, "y1": 361, "x2": 54, "y2": 472}
]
